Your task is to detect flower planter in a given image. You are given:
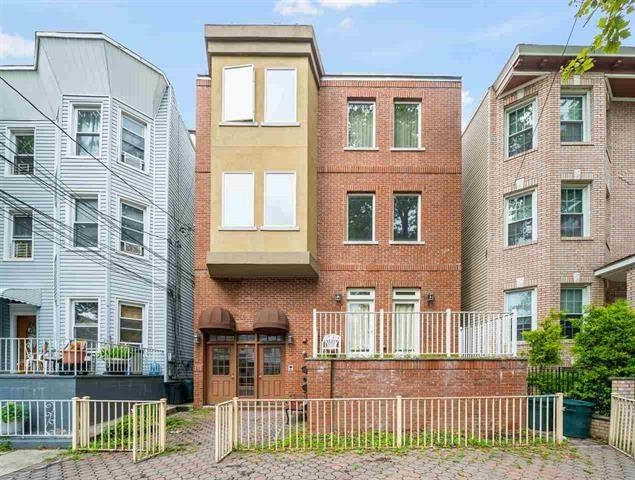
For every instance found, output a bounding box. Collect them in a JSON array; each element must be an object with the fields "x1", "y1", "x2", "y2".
[
  {"x1": 0, "y1": 420, "x2": 24, "y2": 436},
  {"x1": 104, "y1": 358, "x2": 129, "y2": 375}
]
